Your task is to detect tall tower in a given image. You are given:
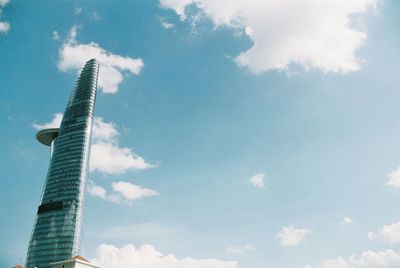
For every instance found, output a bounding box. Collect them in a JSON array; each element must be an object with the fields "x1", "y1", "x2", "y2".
[{"x1": 26, "y1": 59, "x2": 99, "y2": 268}]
